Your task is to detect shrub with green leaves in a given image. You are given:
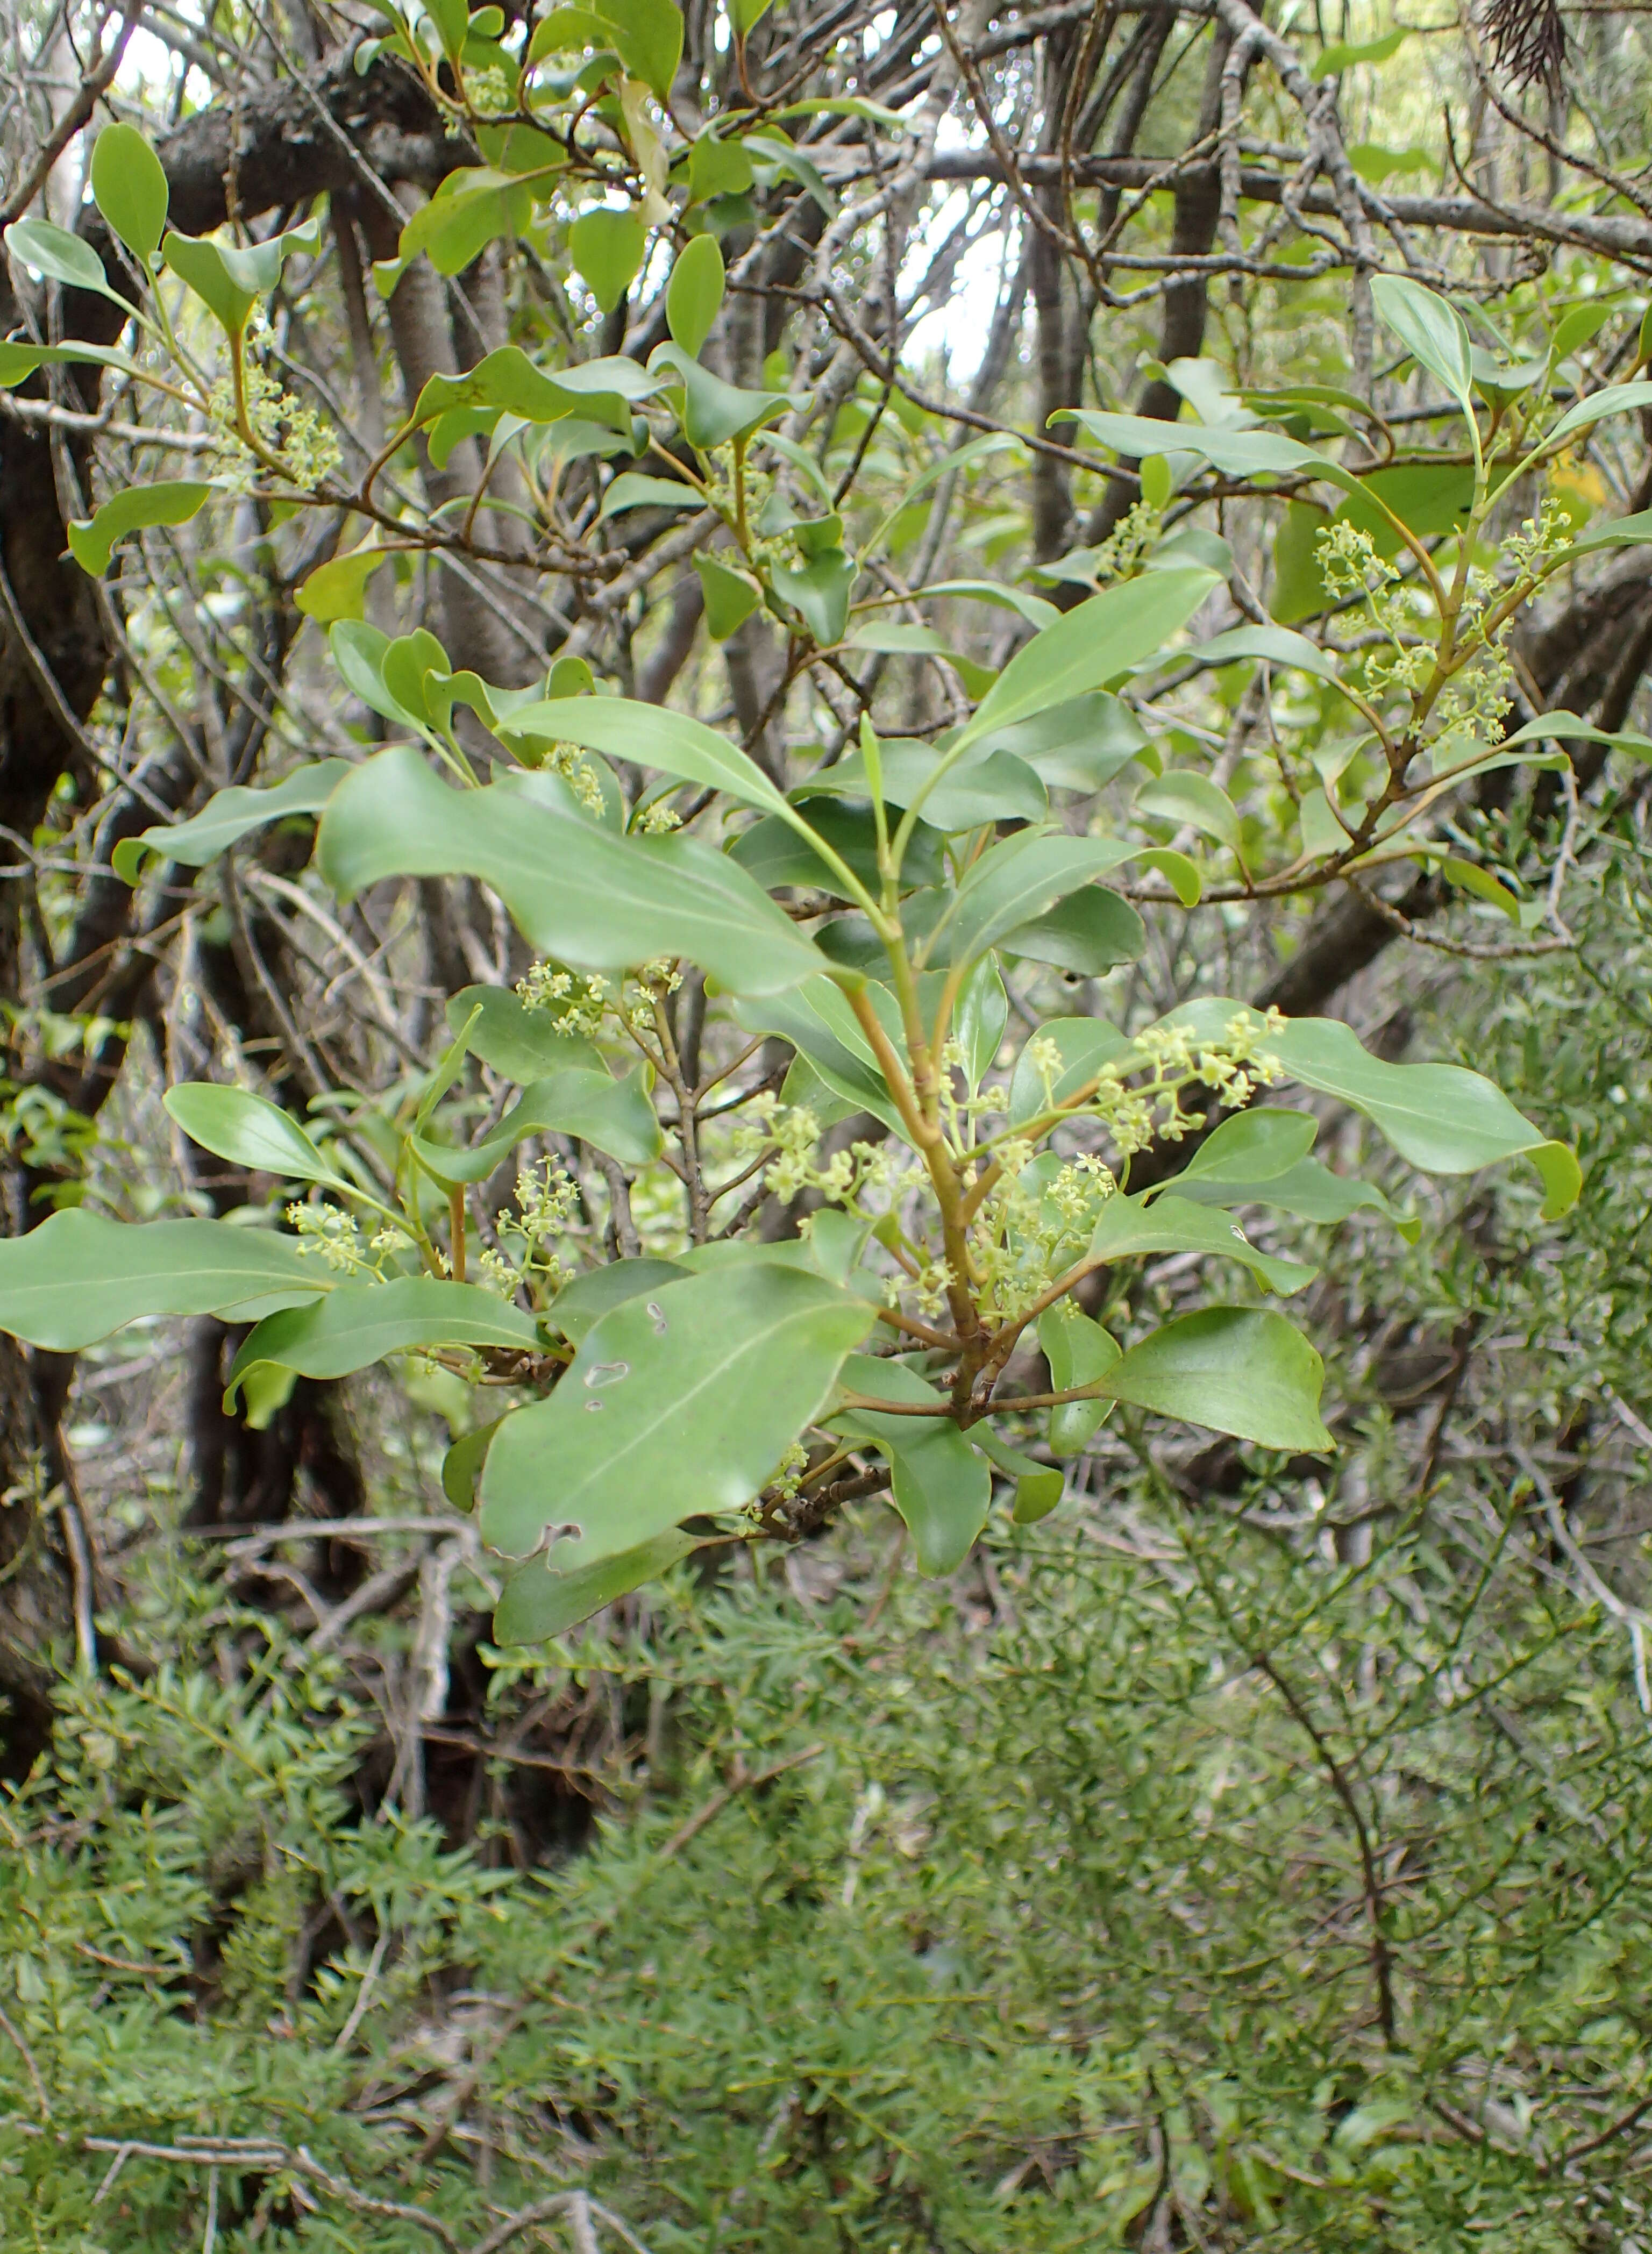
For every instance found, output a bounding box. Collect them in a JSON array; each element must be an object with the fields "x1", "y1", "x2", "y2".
[{"x1": 2, "y1": 157, "x2": 1629, "y2": 1638}]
